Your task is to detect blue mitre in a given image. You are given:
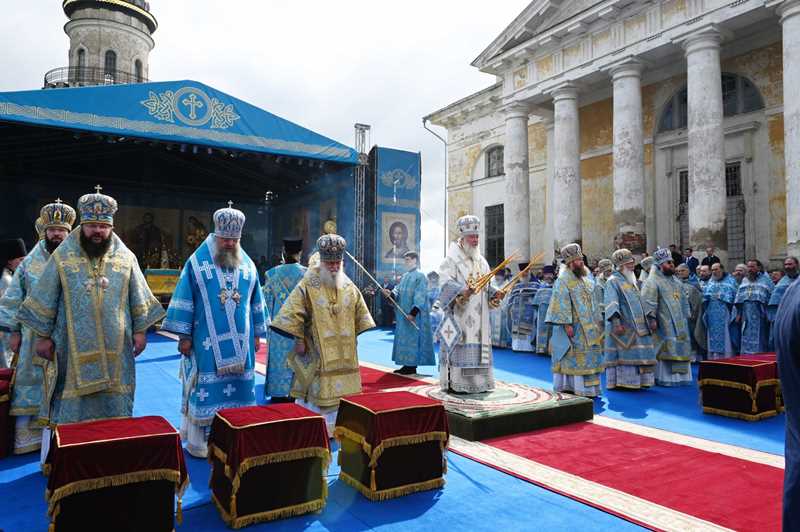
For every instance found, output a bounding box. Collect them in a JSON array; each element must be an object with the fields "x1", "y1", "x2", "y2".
[
  {"x1": 78, "y1": 185, "x2": 118, "y2": 226},
  {"x1": 214, "y1": 201, "x2": 246, "y2": 239}
]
